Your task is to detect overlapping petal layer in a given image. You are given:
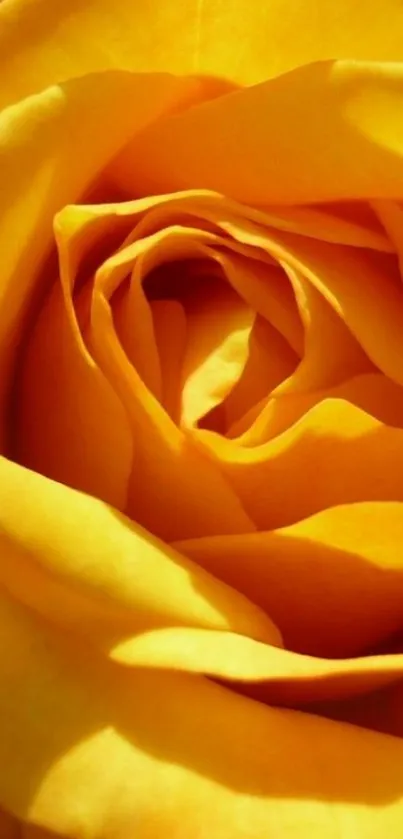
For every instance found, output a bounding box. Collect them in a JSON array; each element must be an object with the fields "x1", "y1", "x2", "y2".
[
  {"x1": 0, "y1": 71, "x2": 208, "y2": 451},
  {"x1": 110, "y1": 61, "x2": 403, "y2": 205},
  {"x1": 176, "y1": 501, "x2": 403, "y2": 658},
  {"x1": 3, "y1": 1, "x2": 403, "y2": 833},
  {"x1": 3, "y1": 585, "x2": 403, "y2": 838}
]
